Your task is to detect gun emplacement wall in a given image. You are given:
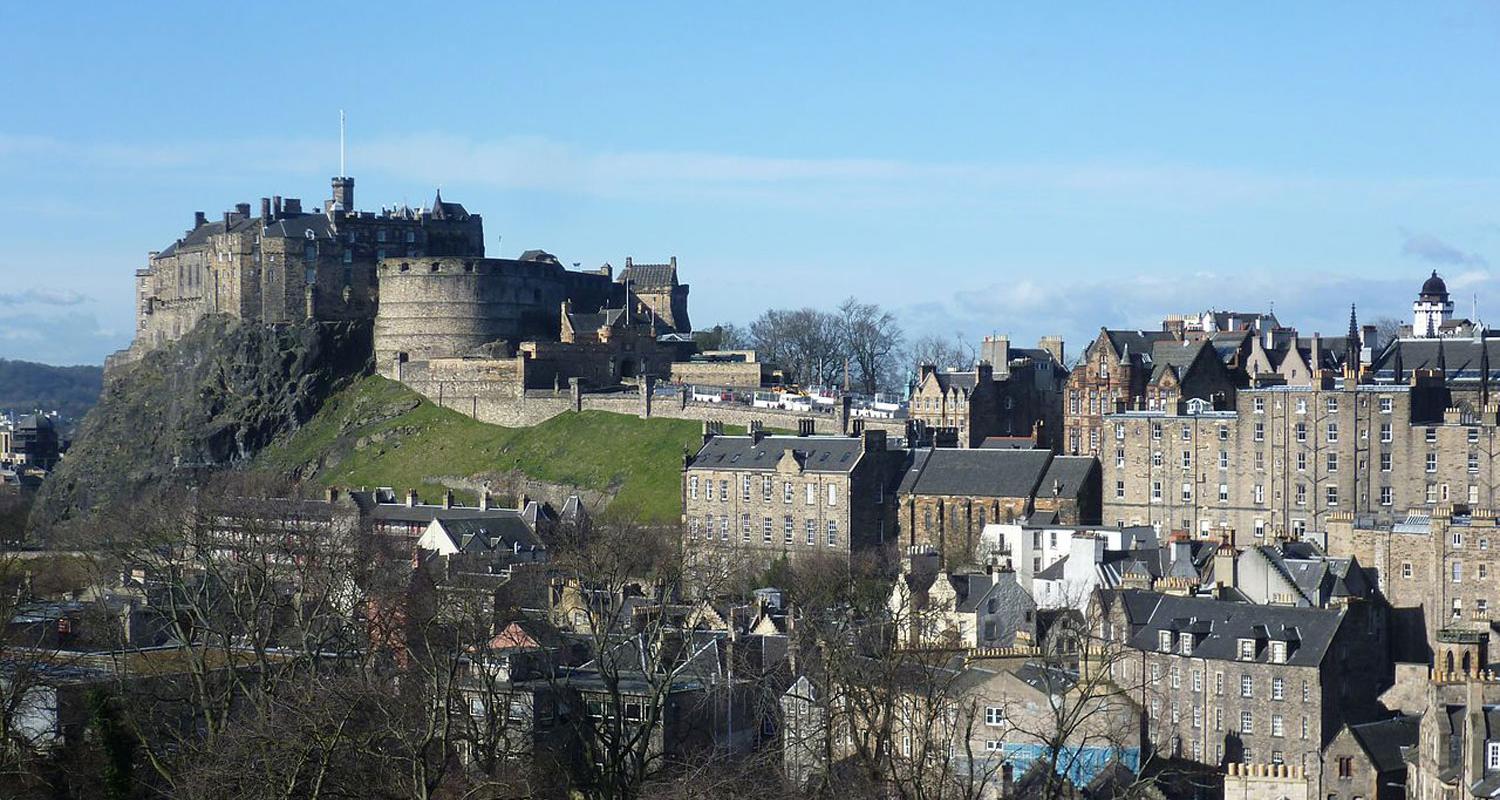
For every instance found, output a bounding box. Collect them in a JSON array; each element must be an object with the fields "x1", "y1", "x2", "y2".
[{"x1": 374, "y1": 257, "x2": 618, "y2": 369}]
